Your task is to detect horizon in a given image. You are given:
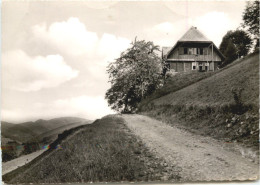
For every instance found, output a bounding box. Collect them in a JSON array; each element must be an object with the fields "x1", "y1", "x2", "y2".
[{"x1": 1, "y1": 0, "x2": 247, "y2": 123}]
